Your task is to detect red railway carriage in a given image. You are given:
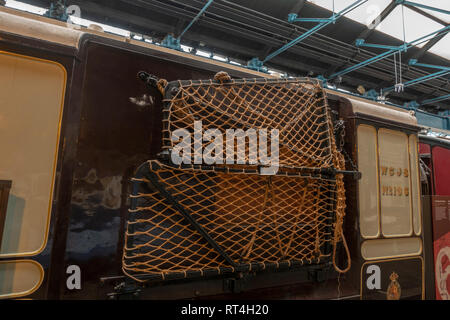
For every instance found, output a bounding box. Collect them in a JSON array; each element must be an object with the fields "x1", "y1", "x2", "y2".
[
  {"x1": 419, "y1": 135, "x2": 450, "y2": 300},
  {"x1": 0, "y1": 6, "x2": 445, "y2": 300}
]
